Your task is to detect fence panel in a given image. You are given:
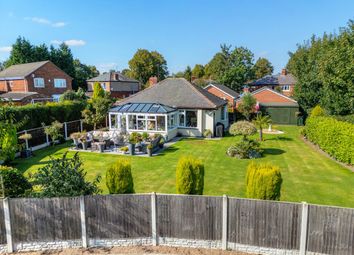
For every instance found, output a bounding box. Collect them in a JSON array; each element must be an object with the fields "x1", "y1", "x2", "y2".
[
  {"x1": 307, "y1": 205, "x2": 354, "y2": 255},
  {"x1": 85, "y1": 194, "x2": 151, "y2": 239},
  {"x1": 0, "y1": 200, "x2": 6, "y2": 245},
  {"x1": 66, "y1": 120, "x2": 81, "y2": 138},
  {"x1": 228, "y1": 198, "x2": 301, "y2": 250},
  {"x1": 26, "y1": 128, "x2": 47, "y2": 148},
  {"x1": 157, "y1": 194, "x2": 222, "y2": 240},
  {"x1": 9, "y1": 197, "x2": 81, "y2": 243}
]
